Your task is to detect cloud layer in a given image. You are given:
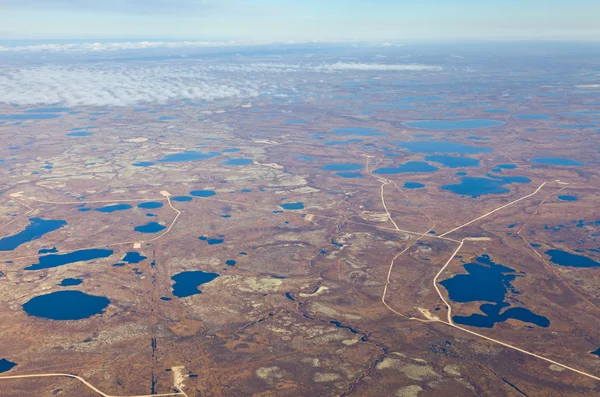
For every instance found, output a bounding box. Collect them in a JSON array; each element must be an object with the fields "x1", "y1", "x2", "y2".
[{"x1": 0, "y1": 61, "x2": 442, "y2": 107}]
